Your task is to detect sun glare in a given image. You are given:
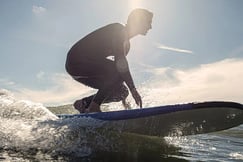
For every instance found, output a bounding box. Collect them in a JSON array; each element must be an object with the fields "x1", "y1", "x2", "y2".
[{"x1": 128, "y1": 0, "x2": 146, "y2": 10}]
